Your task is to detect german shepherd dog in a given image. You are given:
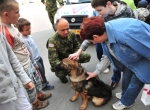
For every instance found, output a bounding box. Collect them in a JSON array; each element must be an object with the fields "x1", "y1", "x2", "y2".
[{"x1": 55, "y1": 58, "x2": 112, "y2": 110}]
